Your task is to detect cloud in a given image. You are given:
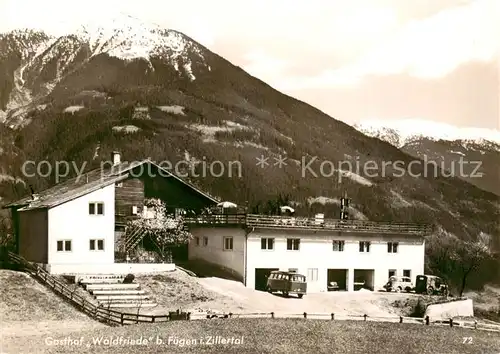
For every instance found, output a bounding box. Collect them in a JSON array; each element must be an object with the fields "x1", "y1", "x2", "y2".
[
  {"x1": 242, "y1": 50, "x2": 290, "y2": 79},
  {"x1": 277, "y1": 0, "x2": 500, "y2": 90}
]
